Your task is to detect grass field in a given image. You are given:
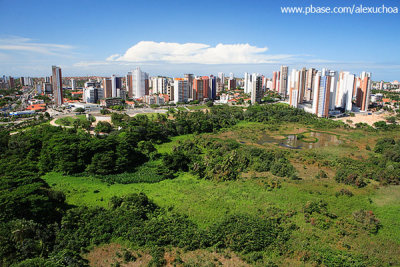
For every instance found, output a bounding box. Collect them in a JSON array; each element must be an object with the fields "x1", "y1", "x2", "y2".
[
  {"x1": 54, "y1": 114, "x2": 86, "y2": 126},
  {"x1": 135, "y1": 112, "x2": 168, "y2": 119},
  {"x1": 186, "y1": 105, "x2": 207, "y2": 110},
  {"x1": 43, "y1": 121, "x2": 400, "y2": 264},
  {"x1": 43, "y1": 170, "x2": 400, "y2": 236},
  {"x1": 175, "y1": 106, "x2": 187, "y2": 111}
]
